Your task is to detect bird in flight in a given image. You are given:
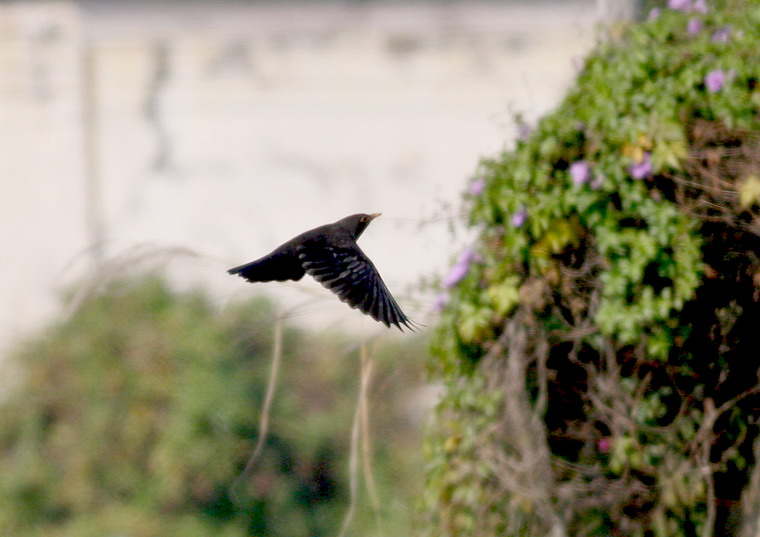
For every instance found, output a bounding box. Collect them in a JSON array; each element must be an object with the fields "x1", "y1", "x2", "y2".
[{"x1": 228, "y1": 213, "x2": 418, "y2": 332}]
